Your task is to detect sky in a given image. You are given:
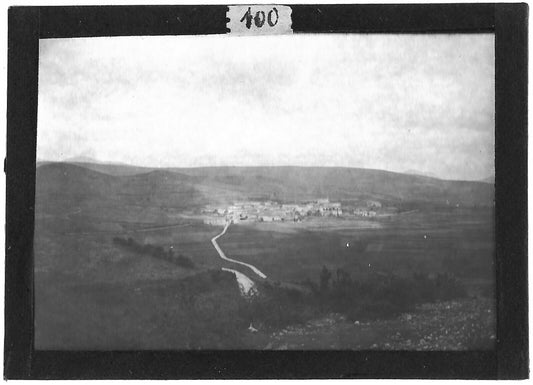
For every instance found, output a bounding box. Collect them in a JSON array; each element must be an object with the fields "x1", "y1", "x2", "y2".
[{"x1": 37, "y1": 34, "x2": 494, "y2": 181}]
